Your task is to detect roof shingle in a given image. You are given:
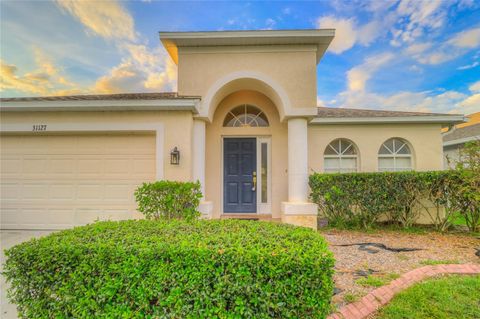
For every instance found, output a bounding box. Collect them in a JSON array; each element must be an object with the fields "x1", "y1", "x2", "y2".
[
  {"x1": 317, "y1": 107, "x2": 453, "y2": 118},
  {"x1": 0, "y1": 92, "x2": 200, "y2": 102},
  {"x1": 443, "y1": 123, "x2": 480, "y2": 142}
]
